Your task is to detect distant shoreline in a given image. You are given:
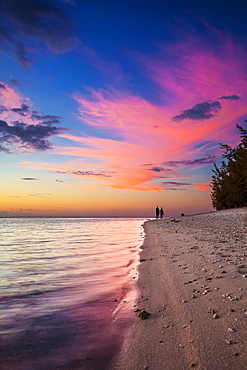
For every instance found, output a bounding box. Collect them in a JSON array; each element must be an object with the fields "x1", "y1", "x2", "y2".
[
  {"x1": 0, "y1": 215, "x2": 149, "y2": 218},
  {"x1": 0, "y1": 210, "x2": 214, "y2": 219}
]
